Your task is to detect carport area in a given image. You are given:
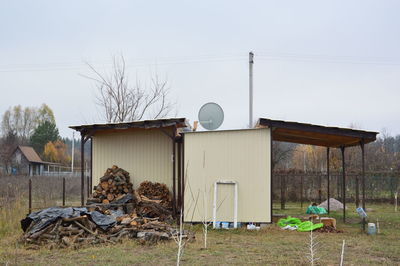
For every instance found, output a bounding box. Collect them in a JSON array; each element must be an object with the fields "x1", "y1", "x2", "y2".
[{"x1": 256, "y1": 118, "x2": 378, "y2": 225}]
